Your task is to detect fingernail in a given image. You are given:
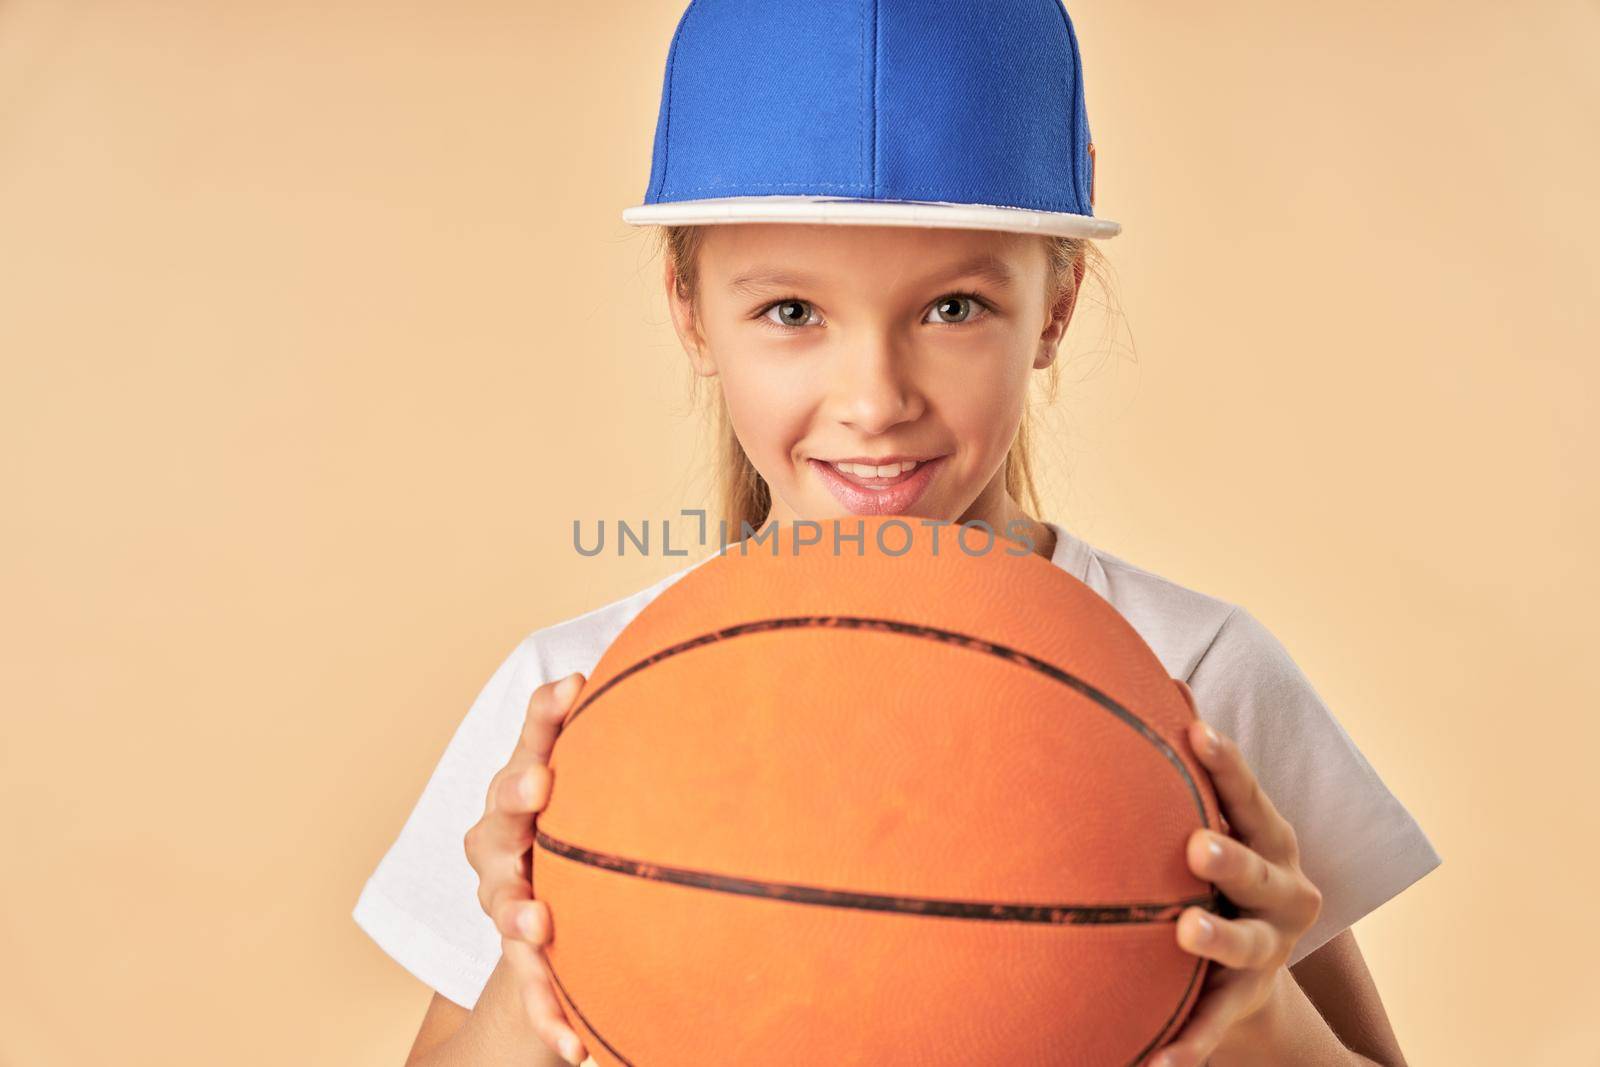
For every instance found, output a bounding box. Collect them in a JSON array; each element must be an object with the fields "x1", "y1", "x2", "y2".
[
  {"x1": 1206, "y1": 834, "x2": 1225, "y2": 861},
  {"x1": 1194, "y1": 912, "x2": 1215, "y2": 944},
  {"x1": 1202, "y1": 723, "x2": 1220, "y2": 755},
  {"x1": 517, "y1": 903, "x2": 539, "y2": 939},
  {"x1": 560, "y1": 1034, "x2": 582, "y2": 1064}
]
